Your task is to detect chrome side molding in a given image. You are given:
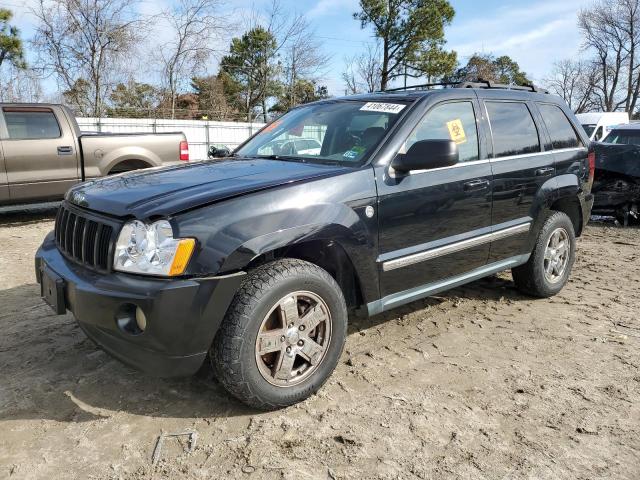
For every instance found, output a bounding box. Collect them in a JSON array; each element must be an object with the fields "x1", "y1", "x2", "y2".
[{"x1": 382, "y1": 222, "x2": 531, "y2": 272}]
